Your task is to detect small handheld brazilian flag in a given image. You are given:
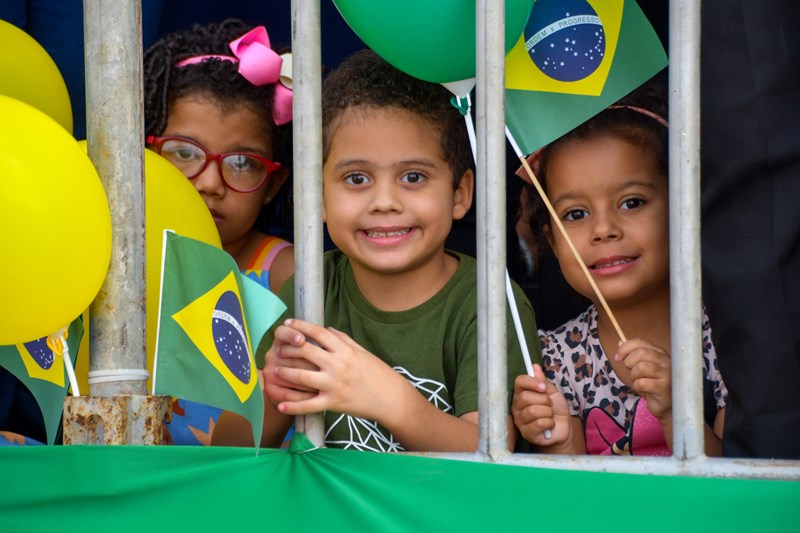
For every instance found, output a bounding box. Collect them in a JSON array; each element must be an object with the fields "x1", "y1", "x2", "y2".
[
  {"x1": 505, "y1": 0, "x2": 668, "y2": 155},
  {"x1": 153, "y1": 232, "x2": 286, "y2": 447},
  {"x1": 0, "y1": 317, "x2": 83, "y2": 445}
]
